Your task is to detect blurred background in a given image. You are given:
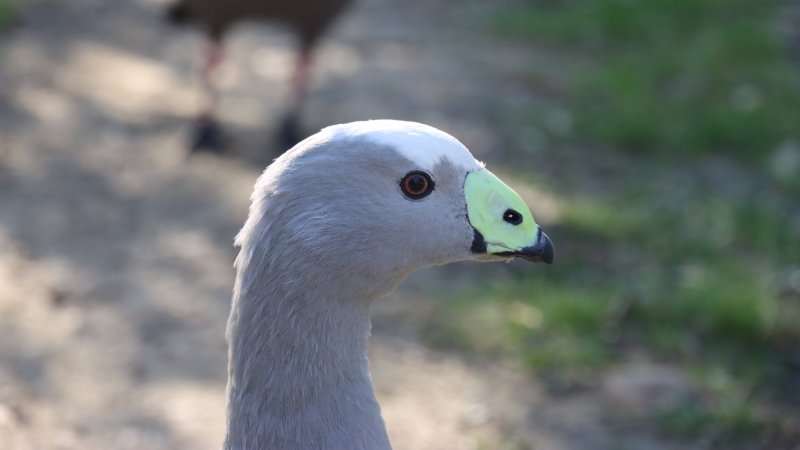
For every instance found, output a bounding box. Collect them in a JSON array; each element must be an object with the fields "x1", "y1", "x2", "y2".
[{"x1": 1, "y1": 0, "x2": 799, "y2": 449}]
